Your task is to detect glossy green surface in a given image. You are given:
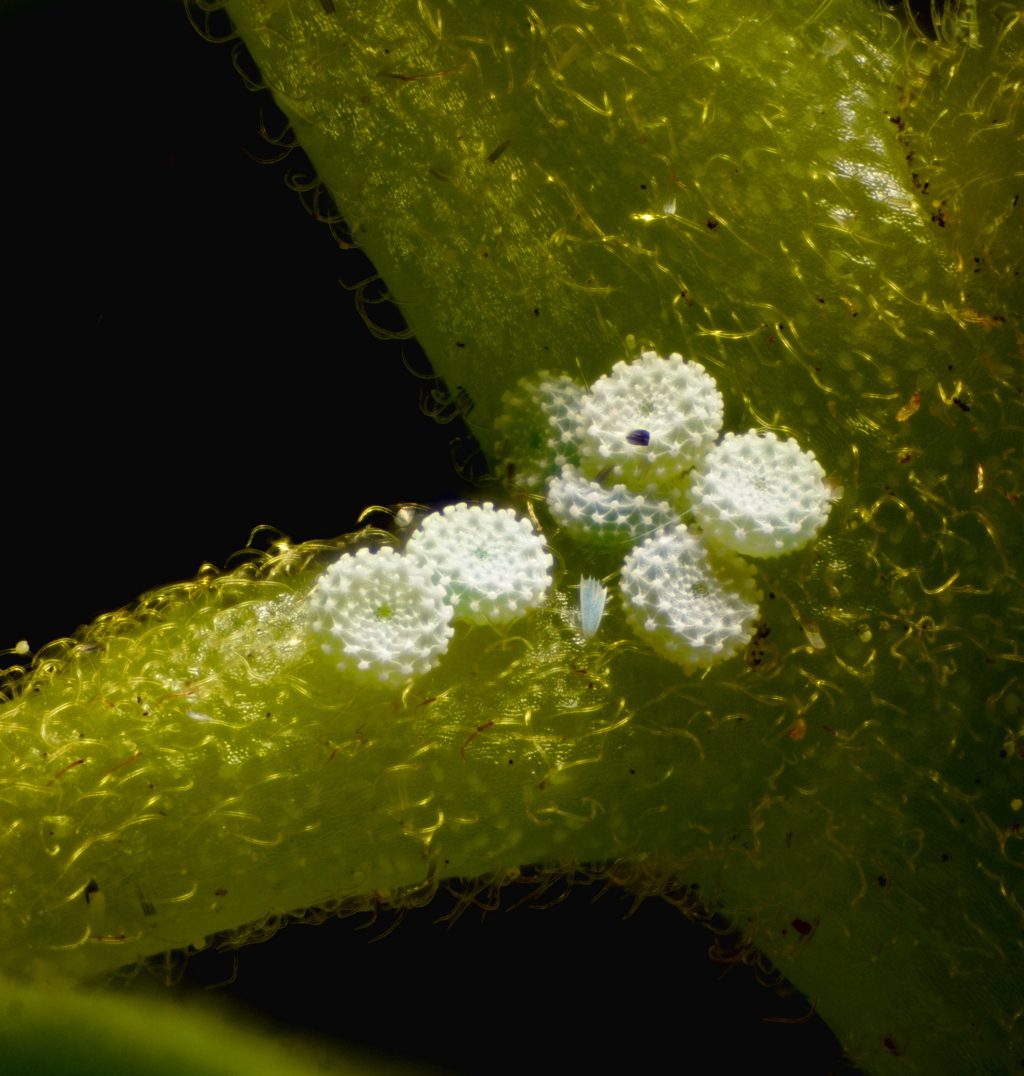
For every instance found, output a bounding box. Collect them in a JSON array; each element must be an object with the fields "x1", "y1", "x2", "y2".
[{"x1": 1, "y1": 3, "x2": 1019, "y2": 1073}]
